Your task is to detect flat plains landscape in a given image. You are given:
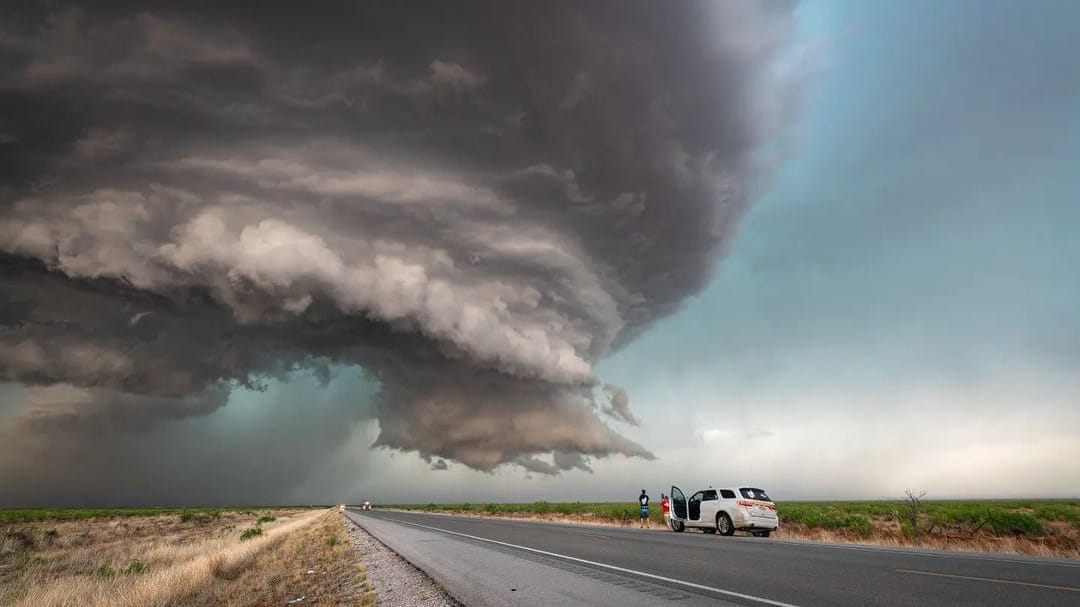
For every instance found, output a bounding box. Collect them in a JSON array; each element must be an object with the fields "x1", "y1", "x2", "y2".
[{"x1": 0, "y1": 507, "x2": 375, "y2": 607}]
